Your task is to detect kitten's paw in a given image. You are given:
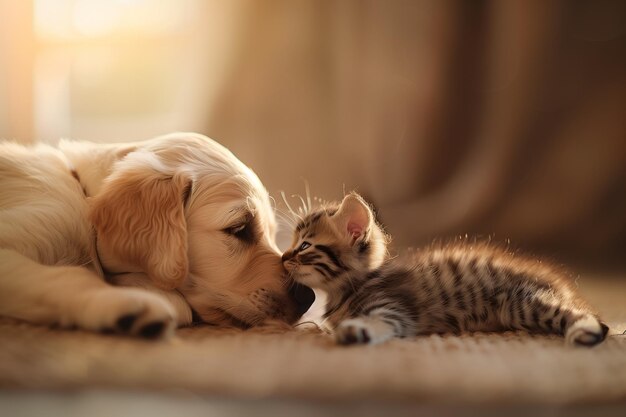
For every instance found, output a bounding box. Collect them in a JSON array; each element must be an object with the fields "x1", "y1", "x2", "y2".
[
  {"x1": 78, "y1": 287, "x2": 177, "y2": 340},
  {"x1": 565, "y1": 316, "x2": 608, "y2": 347},
  {"x1": 335, "y1": 319, "x2": 372, "y2": 345}
]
